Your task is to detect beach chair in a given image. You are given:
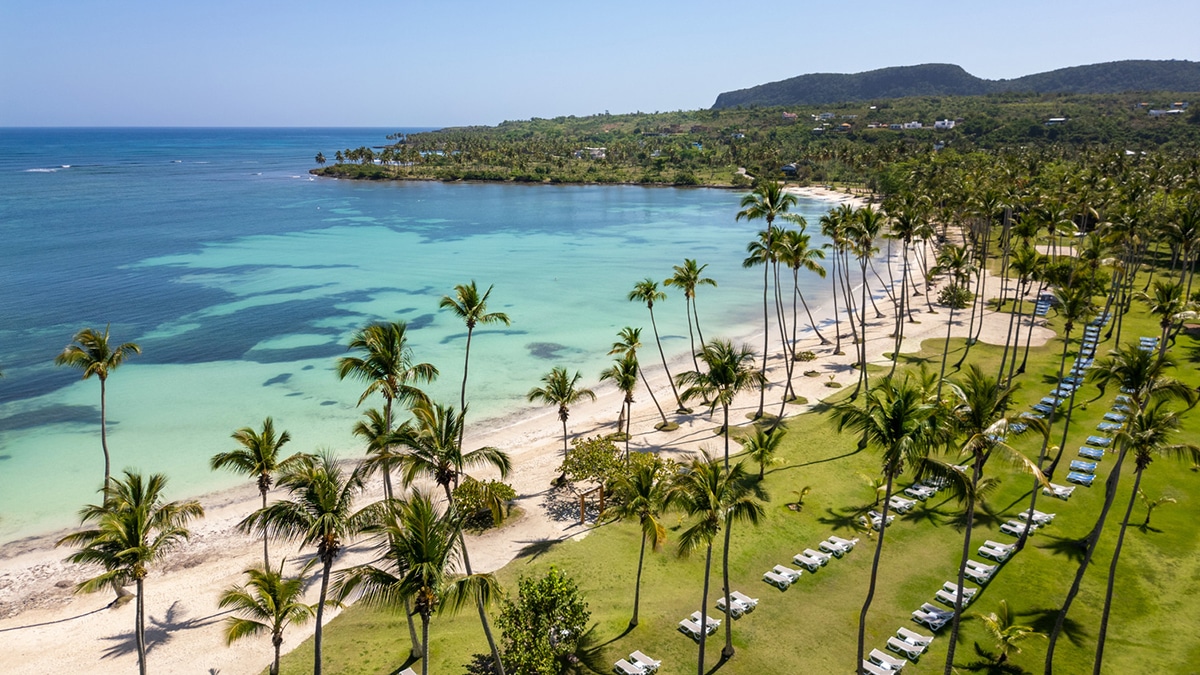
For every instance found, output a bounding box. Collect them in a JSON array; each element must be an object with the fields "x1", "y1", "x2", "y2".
[
  {"x1": 979, "y1": 544, "x2": 1010, "y2": 561},
  {"x1": 772, "y1": 564, "x2": 802, "y2": 582},
  {"x1": 1067, "y1": 471, "x2": 1095, "y2": 486},
  {"x1": 1032, "y1": 403, "x2": 1055, "y2": 415},
  {"x1": 862, "y1": 660, "x2": 892, "y2": 675},
  {"x1": 887, "y1": 635, "x2": 925, "y2": 660},
  {"x1": 1078, "y1": 446, "x2": 1104, "y2": 460},
  {"x1": 1113, "y1": 403, "x2": 1131, "y2": 413},
  {"x1": 399, "y1": 669, "x2": 418, "y2": 675},
  {"x1": 870, "y1": 648, "x2": 908, "y2": 670},
  {"x1": 614, "y1": 658, "x2": 646, "y2": 675},
  {"x1": 965, "y1": 560, "x2": 996, "y2": 584},
  {"x1": 1001, "y1": 519, "x2": 1036, "y2": 536},
  {"x1": 936, "y1": 588, "x2": 974, "y2": 607},
  {"x1": 1116, "y1": 394, "x2": 1132, "y2": 404},
  {"x1": 1043, "y1": 482, "x2": 1076, "y2": 500},
  {"x1": 678, "y1": 618, "x2": 704, "y2": 640},
  {"x1": 1086, "y1": 435, "x2": 1113, "y2": 447},
  {"x1": 803, "y1": 548, "x2": 830, "y2": 565},
  {"x1": 1097, "y1": 422, "x2": 1123, "y2": 432},
  {"x1": 904, "y1": 484, "x2": 937, "y2": 500},
  {"x1": 1040, "y1": 396, "x2": 1063, "y2": 407},
  {"x1": 984, "y1": 540, "x2": 1015, "y2": 554},
  {"x1": 818, "y1": 540, "x2": 848, "y2": 557},
  {"x1": 1019, "y1": 508, "x2": 1055, "y2": 525},
  {"x1": 793, "y1": 552, "x2": 822, "y2": 572},
  {"x1": 730, "y1": 591, "x2": 758, "y2": 611},
  {"x1": 942, "y1": 581, "x2": 978, "y2": 598},
  {"x1": 1009, "y1": 422, "x2": 1029, "y2": 434},
  {"x1": 921, "y1": 602, "x2": 954, "y2": 619},
  {"x1": 1070, "y1": 460, "x2": 1097, "y2": 474},
  {"x1": 1103, "y1": 412, "x2": 1127, "y2": 423},
  {"x1": 763, "y1": 570, "x2": 791, "y2": 589},
  {"x1": 898, "y1": 626, "x2": 934, "y2": 645},
  {"x1": 715, "y1": 595, "x2": 745, "y2": 618},
  {"x1": 829, "y1": 535, "x2": 860, "y2": 549},
  {"x1": 690, "y1": 611, "x2": 720, "y2": 633},
  {"x1": 889, "y1": 495, "x2": 916, "y2": 513},
  {"x1": 630, "y1": 651, "x2": 660, "y2": 673}
]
